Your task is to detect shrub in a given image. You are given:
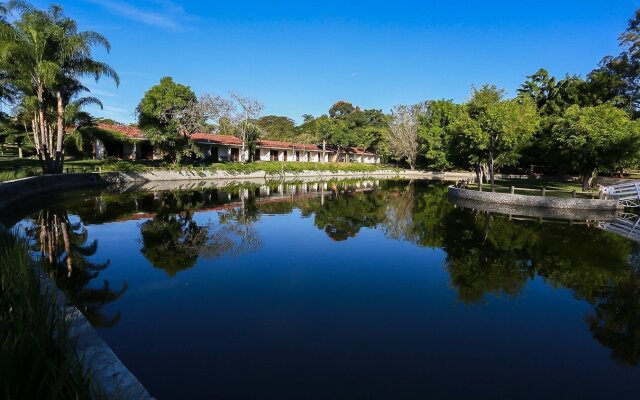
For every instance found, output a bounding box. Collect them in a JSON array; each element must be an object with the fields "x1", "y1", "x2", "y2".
[{"x1": 0, "y1": 229, "x2": 101, "y2": 399}]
